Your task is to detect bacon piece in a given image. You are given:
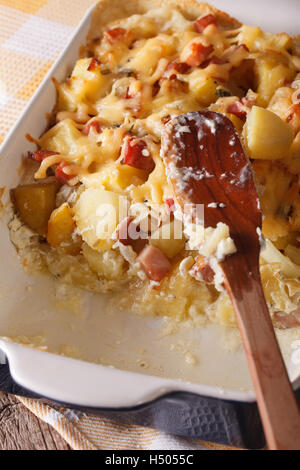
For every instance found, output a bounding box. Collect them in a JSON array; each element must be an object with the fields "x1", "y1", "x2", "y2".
[
  {"x1": 121, "y1": 137, "x2": 155, "y2": 173},
  {"x1": 82, "y1": 119, "x2": 103, "y2": 135},
  {"x1": 274, "y1": 310, "x2": 300, "y2": 329},
  {"x1": 104, "y1": 27, "x2": 128, "y2": 44},
  {"x1": 165, "y1": 197, "x2": 175, "y2": 213},
  {"x1": 124, "y1": 86, "x2": 134, "y2": 99},
  {"x1": 87, "y1": 57, "x2": 101, "y2": 71},
  {"x1": 137, "y1": 245, "x2": 171, "y2": 282},
  {"x1": 227, "y1": 101, "x2": 247, "y2": 121},
  {"x1": 123, "y1": 86, "x2": 142, "y2": 114},
  {"x1": 193, "y1": 255, "x2": 215, "y2": 283},
  {"x1": 55, "y1": 162, "x2": 74, "y2": 183},
  {"x1": 116, "y1": 217, "x2": 147, "y2": 253},
  {"x1": 28, "y1": 149, "x2": 57, "y2": 162},
  {"x1": 208, "y1": 56, "x2": 228, "y2": 65},
  {"x1": 240, "y1": 43, "x2": 249, "y2": 52},
  {"x1": 26, "y1": 133, "x2": 38, "y2": 144},
  {"x1": 185, "y1": 43, "x2": 214, "y2": 67},
  {"x1": 152, "y1": 80, "x2": 160, "y2": 97},
  {"x1": 194, "y1": 14, "x2": 217, "y2": 33},
  {"x1": 200, "y1": 55, "x2": 228, "y2": 69},
  {"x1": 286, "y1": 103, "x2": 300, "y2": 123},
  {"x1": 228, "y1": 44, "x2": 249, "y2": 67},
  {"x1": 165, "y1": 61, "x2": 190, "y2": 74},
  {"x1": 116, "y1": 217, "x2": 136, "y2": 246},
  {"x1": 161, "y1": 115, "x2": 171, "y2": 124},
  {"x1": 234, "y1": 44, "x2": 249, "y2": 55}
]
